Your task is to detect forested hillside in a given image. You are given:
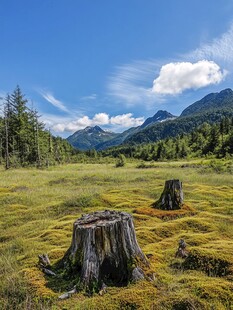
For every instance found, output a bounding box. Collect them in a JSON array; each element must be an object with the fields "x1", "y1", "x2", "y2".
[
  {"x1": 124, "y1": 89, "x2": 233, "y2": 145},
  {"x1": 125, "y1": 109, "x2": 233, "y2": 145},
  {"x1": 102, "y1": 117, "x2": 233, "y2": 161},
  {"x1": 181, "y1": 88, "x2": 233, "y2": 116},
  {"x1": 0, "y1": 86, "x2": 74, "y2": 168}
]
